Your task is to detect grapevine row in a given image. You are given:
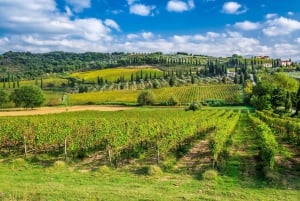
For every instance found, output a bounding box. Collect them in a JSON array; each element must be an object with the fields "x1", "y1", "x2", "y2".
[
  {"x1": 256, "y1": 110, "x2": 300, "y2": 145},
  {"x1": 247, "y1": 111, "x2": 278, "y2": 169}
]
